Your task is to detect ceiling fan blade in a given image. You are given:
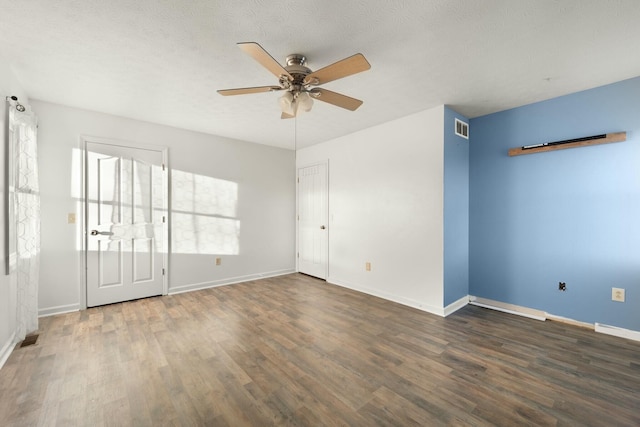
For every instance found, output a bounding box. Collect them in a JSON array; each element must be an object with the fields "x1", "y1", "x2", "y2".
[
  {"x1": 304, "y1": 53, "x2": 370, "y2": 86},
  {"x1": 238, "y1": 42, "x2": 292, "y2": 80},
  {"x1": 312, "y1": 88, "x2": 363, "y2": 111},
  {"x1": 217, "y1": 86, "x2": 282, "y2": 96}
]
